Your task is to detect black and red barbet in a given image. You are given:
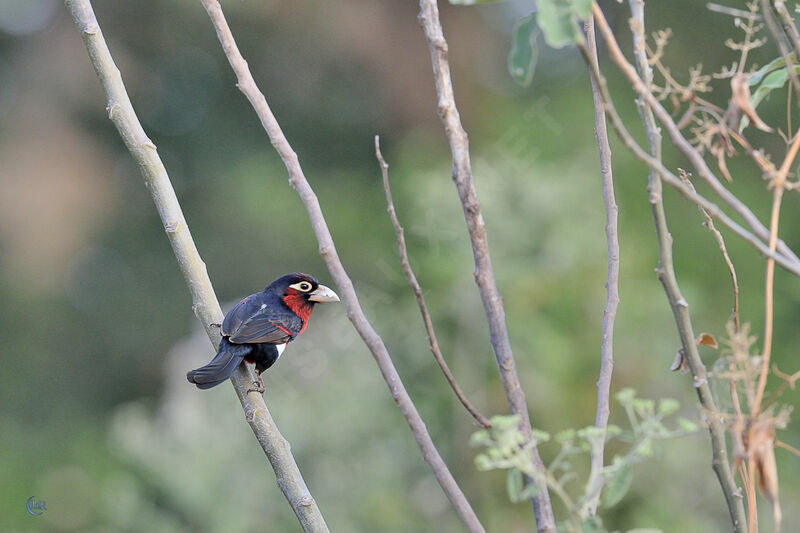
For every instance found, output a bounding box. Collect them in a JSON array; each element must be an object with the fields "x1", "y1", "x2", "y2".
[{"x1": 187, "y1": 273, "x2": 339, "y2": 392}]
